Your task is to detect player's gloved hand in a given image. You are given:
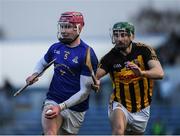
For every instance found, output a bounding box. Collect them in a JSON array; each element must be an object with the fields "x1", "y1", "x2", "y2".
[
  {"x1": 26, "y1": 73, "x2": 39, "y2": 85},
  {"x1": 91, "y1": 79, "x2": 100, "y2": 93},
  {"x1": 45, "y1": 105, "x2": 61, "y2": 119}
]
